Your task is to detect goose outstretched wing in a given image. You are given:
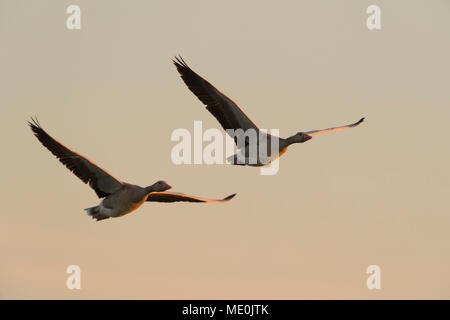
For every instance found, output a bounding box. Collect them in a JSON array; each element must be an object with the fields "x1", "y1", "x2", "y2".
[
  {"x1": 173, "y1": 56, "x2": 259, "y2": 144},
  {"x1": 29, "y1": 118, "x2": 123, "y2": 198},
  {"x1": 305, "y1": 118, "x2": 365, "y2": 136},
  {"x1": 146, "y1": 192, "x2": 236, "y2": 203}
]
